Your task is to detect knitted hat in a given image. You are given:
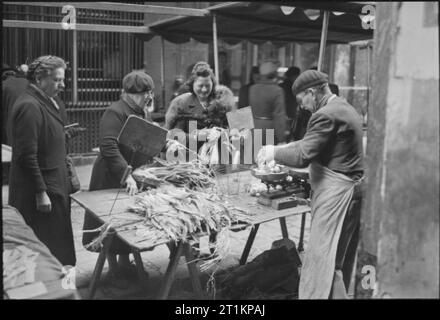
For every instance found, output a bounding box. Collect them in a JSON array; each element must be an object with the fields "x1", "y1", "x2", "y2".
[
  {"x1": 291, "y1": 70, "x2": 329, "y2": 95},
  {"x1": 122, "y1": 71, "x2": 154, "y2": 94}
]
